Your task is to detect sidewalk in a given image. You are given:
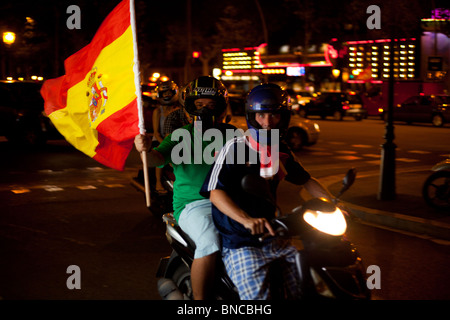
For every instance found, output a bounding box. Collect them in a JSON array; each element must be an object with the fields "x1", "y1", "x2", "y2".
[{"x1": 323, "y1": 167, "x2": 450, "y2": 241}]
